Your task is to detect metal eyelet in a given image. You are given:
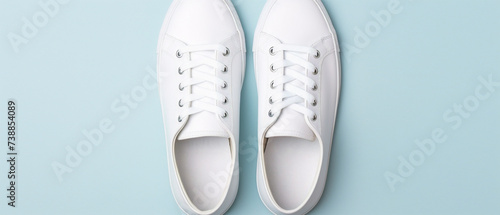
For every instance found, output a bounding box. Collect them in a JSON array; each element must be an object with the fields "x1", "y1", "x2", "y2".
[
  {"x1": 223, "y1": 97, "x2": 228, "y2": 104},
  {"x1": 223, "y1": 48, "x2": 230, "y2": 56},
  {"x1": 223, "y1": 65, "x2": 228, "y2": 73},
  {"x1": 269, "y1": 97, "x2": 273, "y2": 104},
  {"x1": 178, "y1": 67, "x2": 183, "y2": 75},
  {"x1": 178, "y1": 116, "x2": 183, "y2": 122},
  {"x1": 222, "y1": 111, "x2": 228, "y2": 118},
  {"x1": 270, "y1": 81, "x2": 275, "y2": 89},
  {"x1": 179, "y1": 83, "x2": 184, "y2": 91},
  {"x1": 312, "y1": 84, "x2": 318, "y2": 91},
  {"x1": 270, "y1": 64, "x2": 276, "y2": 72},
  {"x1": 311, "y1": 114, "x2": 317, "y2": 121},
  {"x1": 314, "y1": 50, "x2": 321, "y2": 58},
  {"x1": 221, "y1": 81, "x2": 227, "y2": 89},
  {"x1": 268, "y1": 110, "x2": 274, "y2": 117},
  {"x1": 269, "y1": 46, "x2": 276, "y2": 56},
  {"x1": 312, "y1": 67, "x2": 318, "y2": 75},
  {"x1": 312, "y1": 100, "x2": 317, "y2": 106},
  {"x1": 176, "y1": 50, "x2": 183, "y2": 58},
  {"x1": 178, "y1": 100, "x2": 183, "y2": 107}
]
